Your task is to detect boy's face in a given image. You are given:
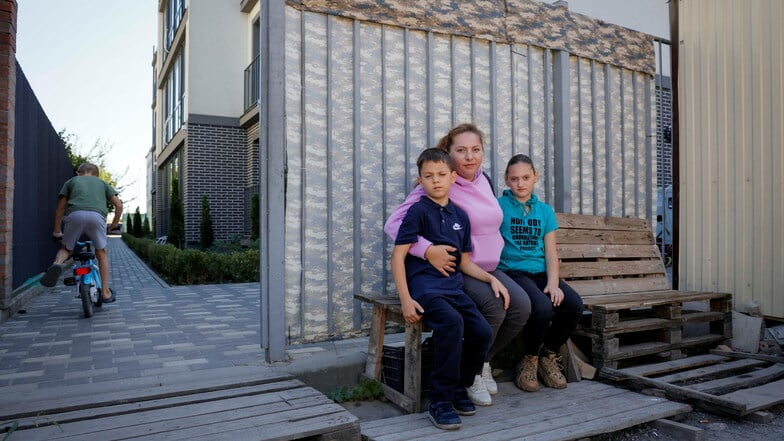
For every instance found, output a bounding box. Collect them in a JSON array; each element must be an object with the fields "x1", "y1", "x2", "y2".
[{"x1": 417, "y1": 160, "x2": 456, "y2": 203}]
